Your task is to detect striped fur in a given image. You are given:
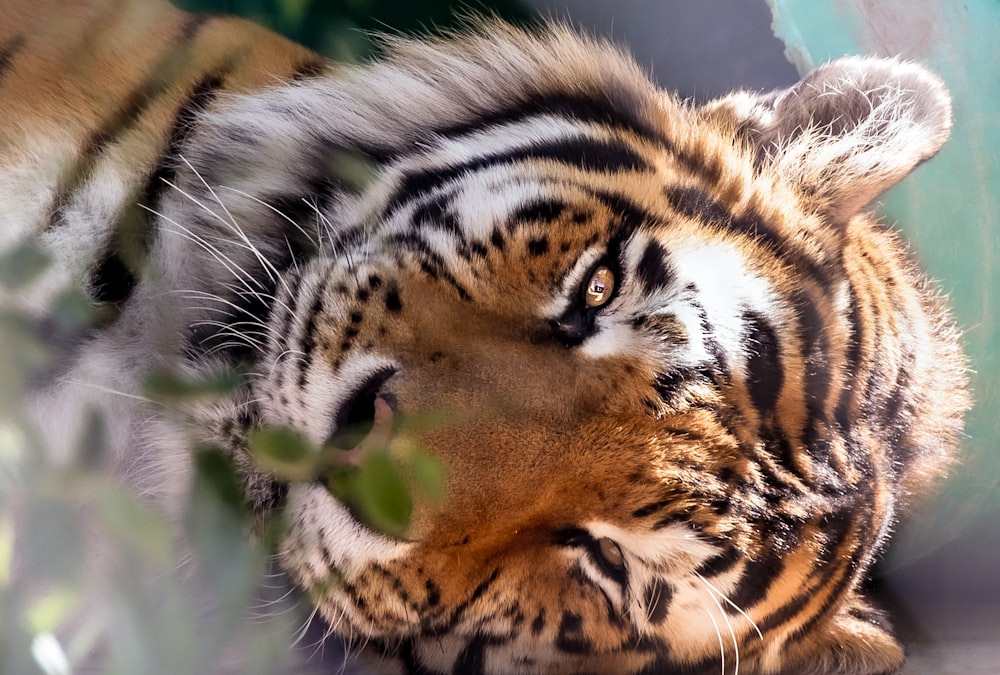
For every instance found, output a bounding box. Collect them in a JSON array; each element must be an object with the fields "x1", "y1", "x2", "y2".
[{"x1": 3, "y1": 3, "x2": 969, "y2": 673}]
